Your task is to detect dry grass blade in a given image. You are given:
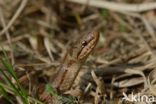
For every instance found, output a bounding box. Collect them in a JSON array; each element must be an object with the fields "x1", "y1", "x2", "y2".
[
  {"x1": 67, "y1": 0, "x2": 156, "y2": 12},
  {"x1": 0, "y1": 8, "x2": 14, "y2": 64},
  {"x1": 44, "y1": 37, "x2": 54, "y2": 61},
  {"x1": 114, "y1": 77, "x2": 144, "y2": 88},
  {"x1": 125, "y1": 69, "x2": 147, "y2": 88},
  {"x1": 91, "y1": 71, "x2": 105, "y2": 104},
  {"x1": 28, "y1": 35, "x2": 38, "y2": 51},
  {"x1": 148, "y1": 69, "x2": 156, "y2": 96},
  {"x1": 17, "y1": 42, "x2": 51, "y2": 64},
  {"x1": 0, "y1": 0, "x2": 28, "y2": 36}
]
